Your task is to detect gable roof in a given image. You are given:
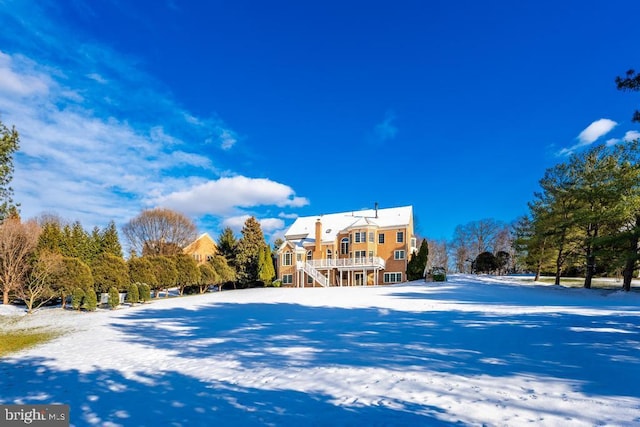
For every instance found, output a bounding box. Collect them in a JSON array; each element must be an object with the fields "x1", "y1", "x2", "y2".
[{"x1": 284, "y1": 205, "x2": 412, "y2": 245}]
